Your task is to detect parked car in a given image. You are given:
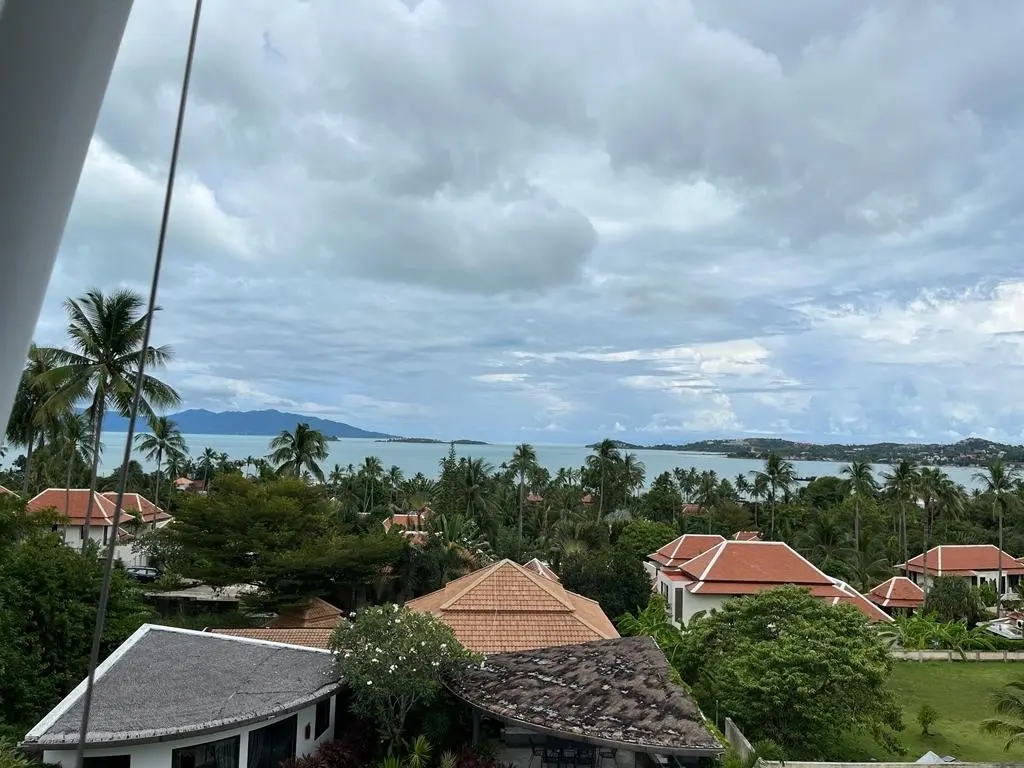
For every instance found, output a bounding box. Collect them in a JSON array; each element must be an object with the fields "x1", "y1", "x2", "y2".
[{"x1": 124, "y1": 566, "x2": 162, "y2": 583}]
